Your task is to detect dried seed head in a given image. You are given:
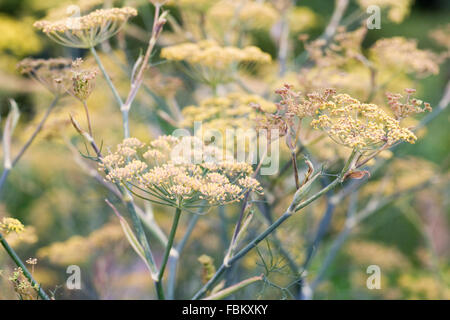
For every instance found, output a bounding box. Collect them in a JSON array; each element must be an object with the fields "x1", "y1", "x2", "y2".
[
  {"x1": 386, "y1": 88, "x2": 432, "y2": 120},
  {"x1": 69, "y1": 58, "x2": 98, "y2": 101},
  {"x1": 17, "y1": 57, "x2": 72, "y2": 96}
]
